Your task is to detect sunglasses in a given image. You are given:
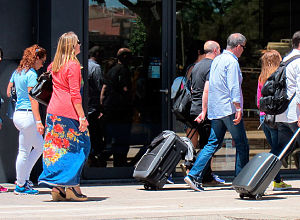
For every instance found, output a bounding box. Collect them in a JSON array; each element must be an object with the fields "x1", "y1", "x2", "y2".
[
  {"x1": 240, "y1": 44, "x2": 246, "y2": 49},
  {"x1": 77, "y1": 40, "x2": 81, "y2": 45}
]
